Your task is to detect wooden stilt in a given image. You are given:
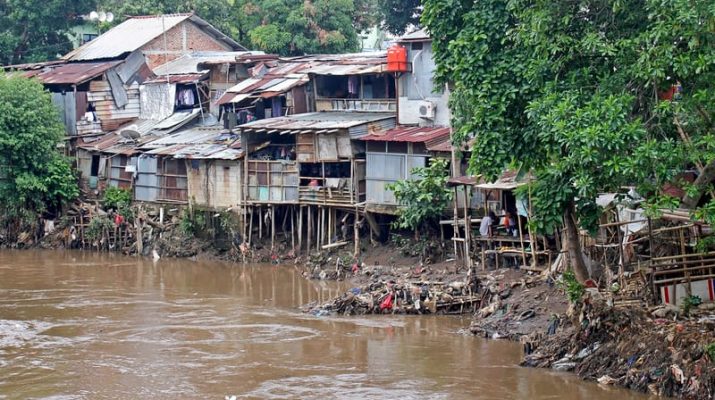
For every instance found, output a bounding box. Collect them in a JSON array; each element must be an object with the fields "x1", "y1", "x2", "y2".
[
  {"x1": 291, "y1": 206, "x2": 296, "y2": 251},
  {"x1": 452, "y1": 187, "x2": 460, "y2": 261},
  {"x1": 518, "y1": 214, "x2": 527, "y2": 268},
  {"x1": 259, "y1": 206, "x2": 263, "y2": 239},
  {"x1": 328, "y1": 207, "x2": 333, "y2": 244},
  {"x1": 298, "y1": 206, "x2": 303, "y2": 252},
  {"x1": 271, "y1": 206, "x2": 276, "y2": 251},
  {"x1": 307, "y1": 206, "x2": 312, "y2": 254},
  {"x1": 354, "y1": 207, "x2": 359, "y2": 257},
  {"x1": 463, "y1": 186, "x2": 471, "y2": 269},
  {"x1": 248, "y1": 206, "x2": 254, "y2": 245}
]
